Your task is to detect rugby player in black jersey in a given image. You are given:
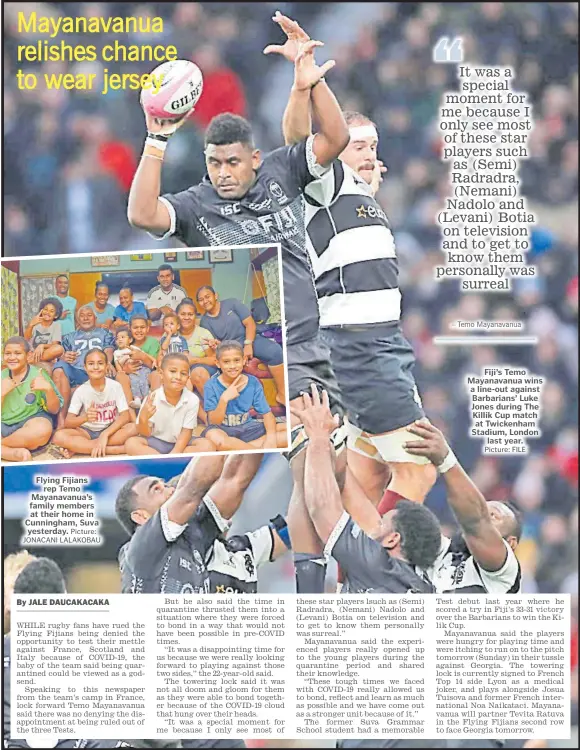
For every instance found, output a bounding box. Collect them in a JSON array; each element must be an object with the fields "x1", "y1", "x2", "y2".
[
  {"x1": 115, "y1": 453, "x2": 265, "y2": 595},
  {"x1": 128, "y1": 40, "x2": 350, "y2": 598},
  {"x1": 164, "y1": 468, "x2": 292, "y2": 594}
]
